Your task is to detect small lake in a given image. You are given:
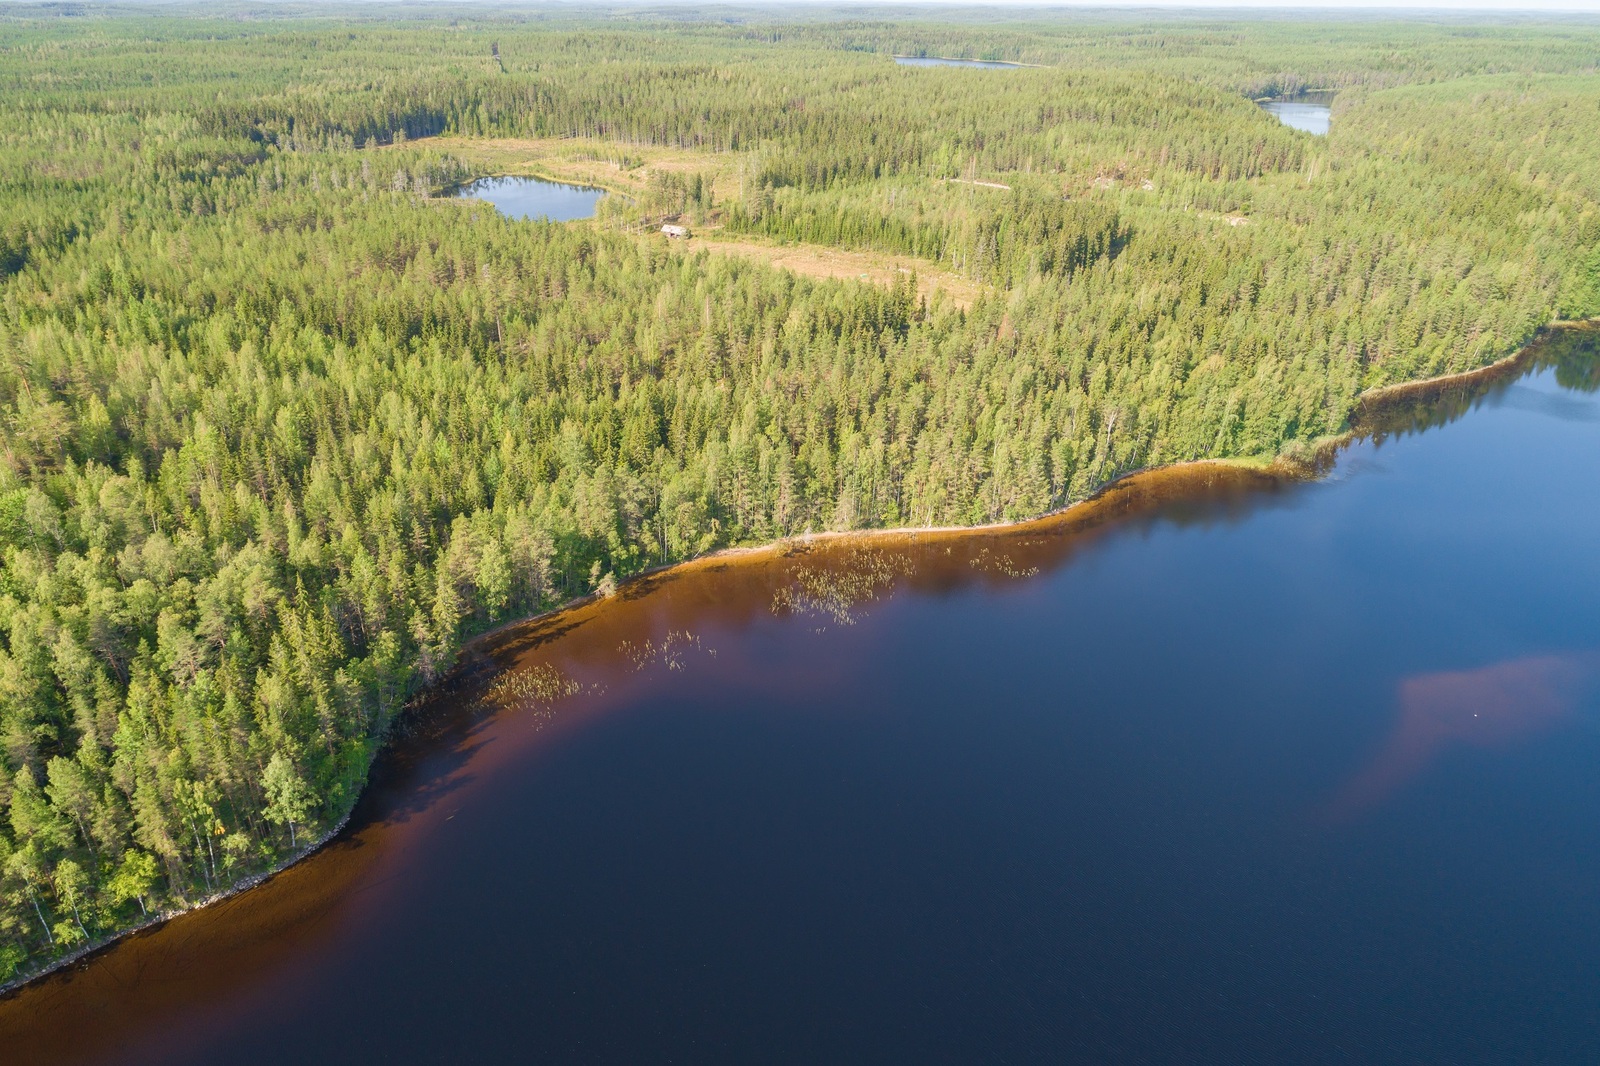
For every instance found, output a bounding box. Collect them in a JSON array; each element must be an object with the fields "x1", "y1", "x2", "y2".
[
  {"x1": 1260, "y1": 93, "x2": 1333, "y2": 135},
  {"x1": 456, "y1": 175, "x2": 605, "y2": 221},
  {"x1": 895, "y1": 55, "x2": 1023, "y2": 69},
  {"x1": 4, "y1": 328, "x2": 1600, "y2": 1064}
]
